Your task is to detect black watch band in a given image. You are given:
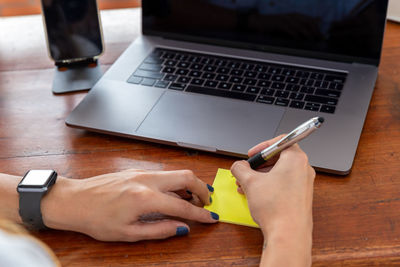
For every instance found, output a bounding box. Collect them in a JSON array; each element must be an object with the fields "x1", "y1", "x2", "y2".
[
  {"x1": 17, "y1": 170, "x2": 57, "y2": 230},
  {"x1": 19, "y1": 191, "x2": 48, "y2": 230}
]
